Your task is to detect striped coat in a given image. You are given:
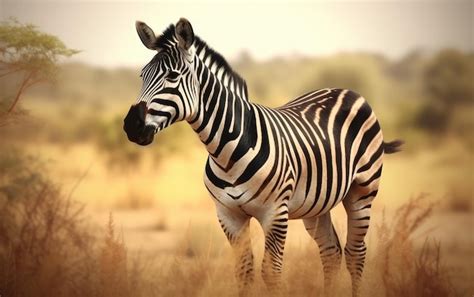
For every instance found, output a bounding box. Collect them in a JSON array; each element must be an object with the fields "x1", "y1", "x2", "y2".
[{"x1": 124, "y1": 18, "x2": 402, "y2": 297}]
